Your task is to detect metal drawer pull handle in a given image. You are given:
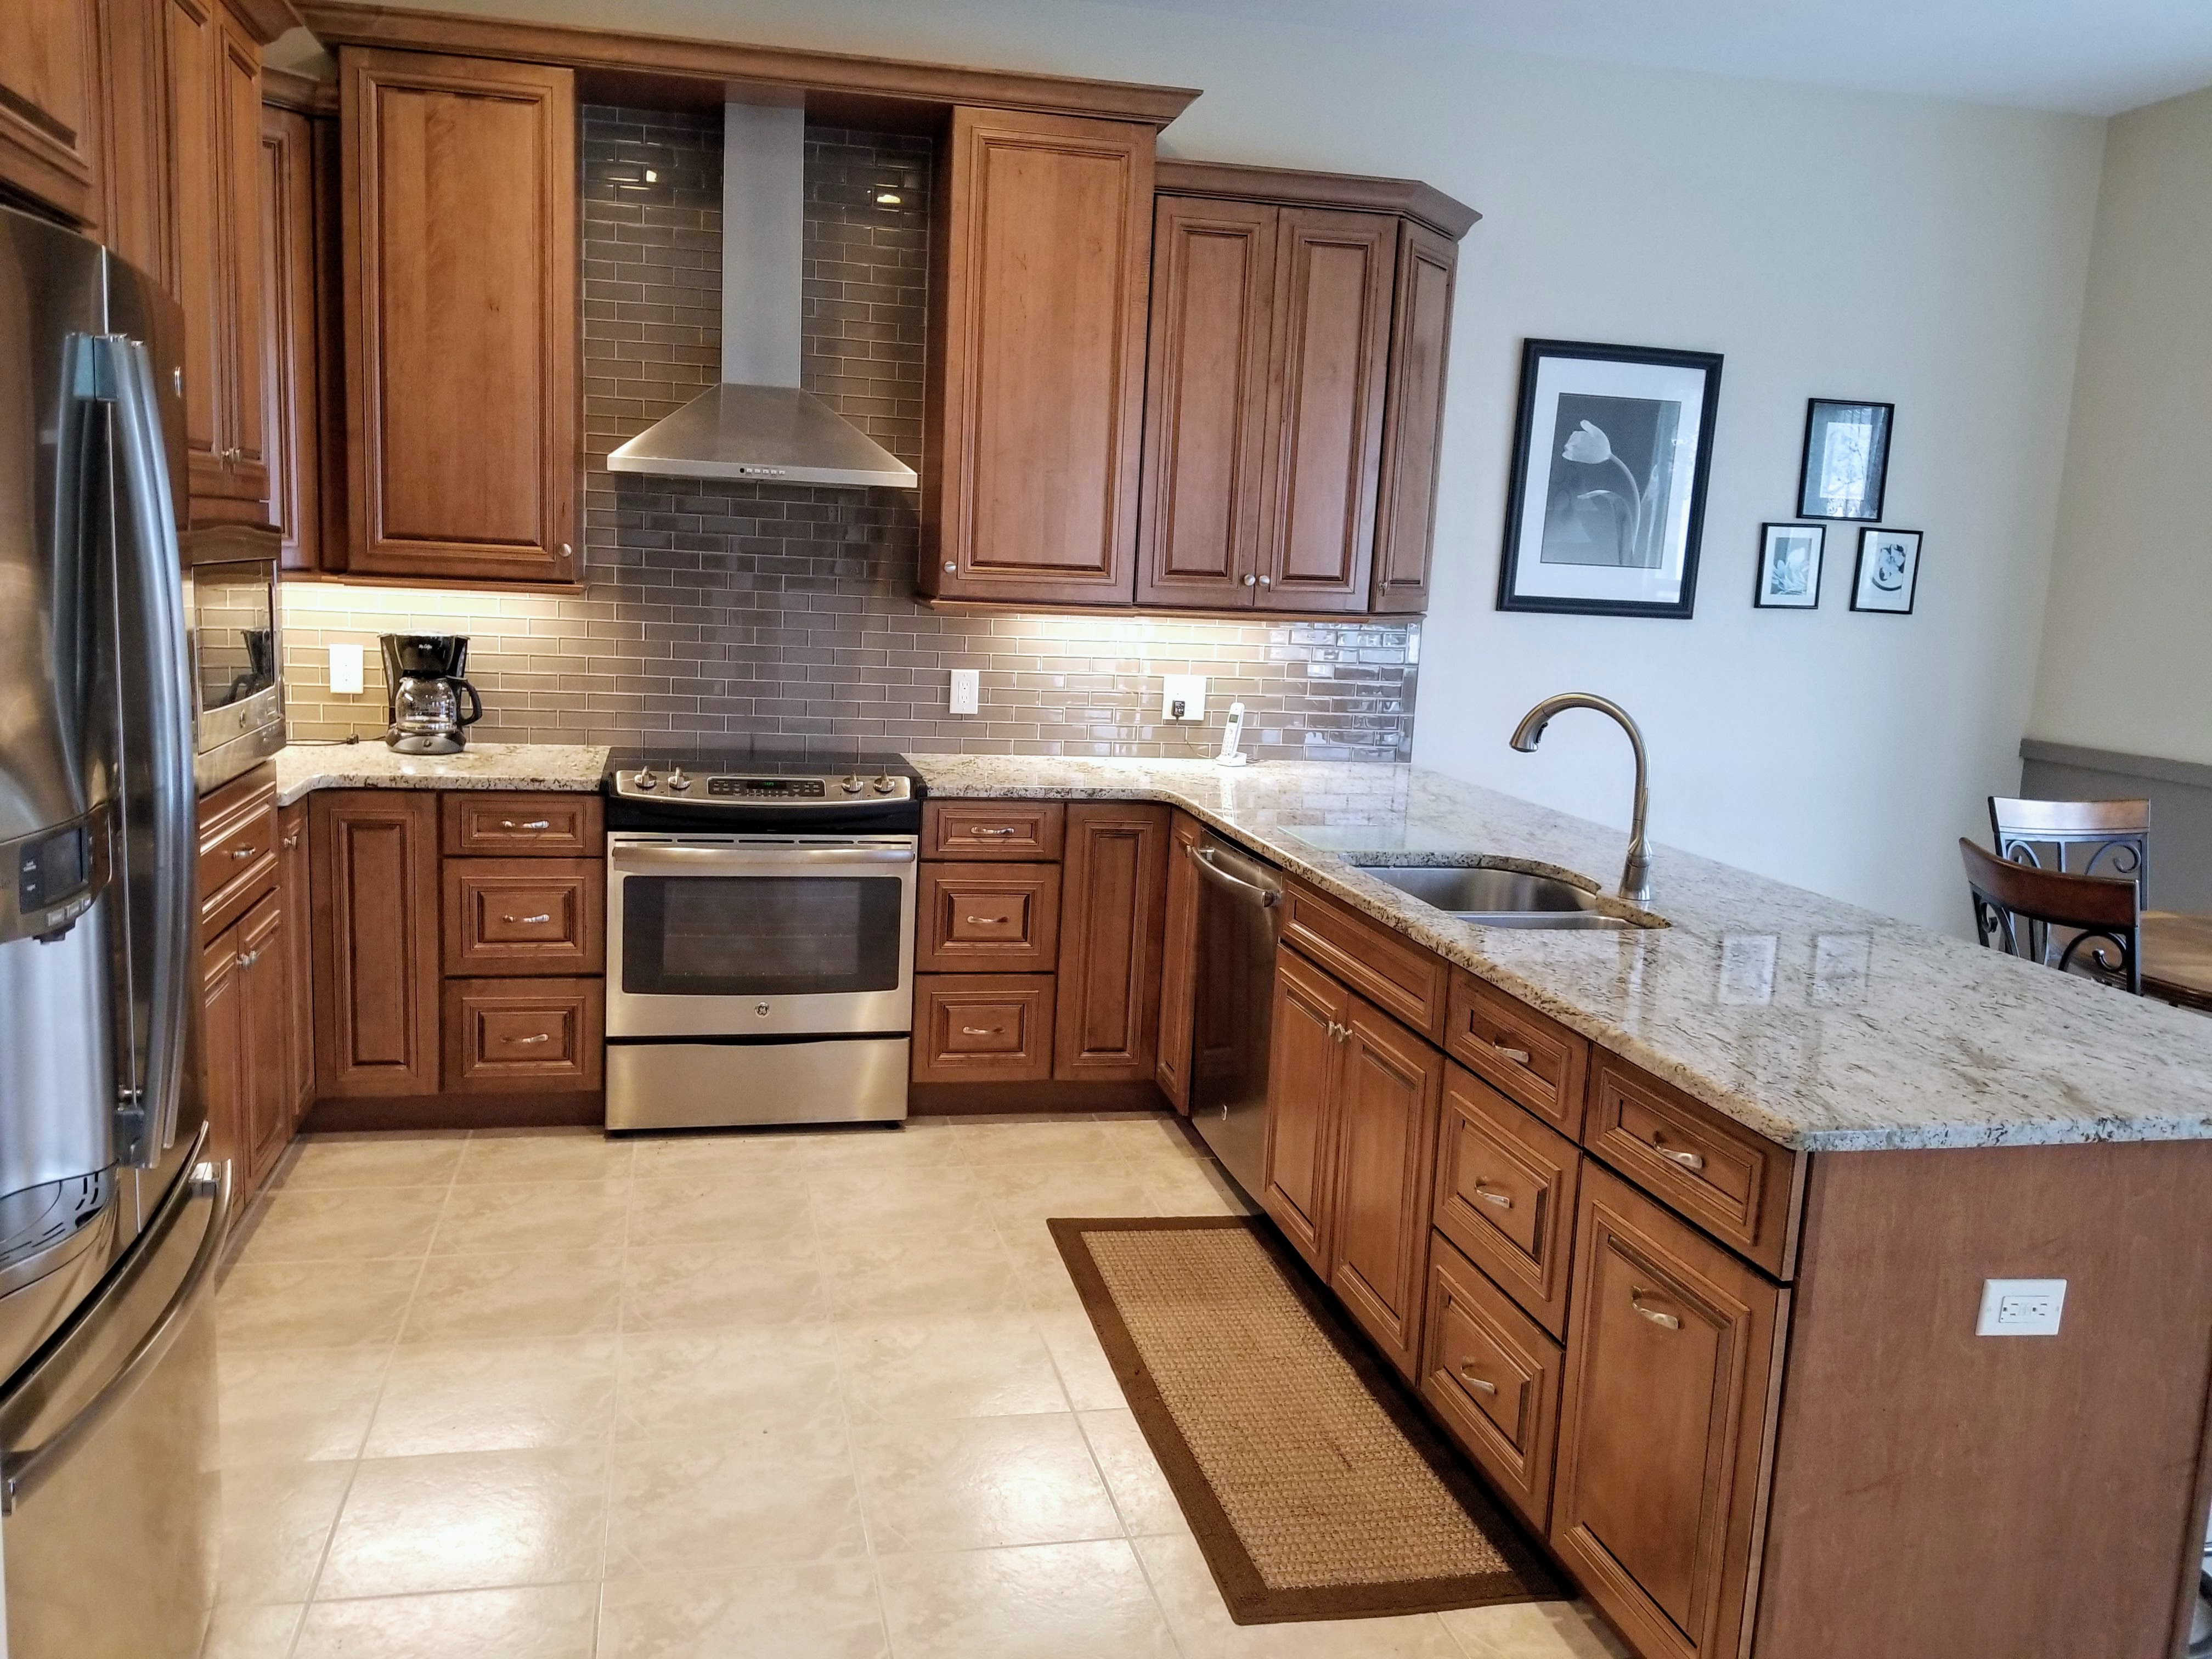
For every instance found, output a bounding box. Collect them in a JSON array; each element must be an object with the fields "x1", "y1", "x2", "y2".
[
  {"x1": 1630, "y1": 1290, "x2": 1681, "y2": 1330},
  {"x1": 282, "y1": 831, "x2": 300, "y2": 849},
  {"x1": 972, "y1": 825, "x2": 1019, "y2": 837},
  {"x1": 228, "y1": 845, "x2": 255, "y2": 860},
  {"x1": 501, "y1": 1032, "x2": 551, "y2": 1046},
  {"x1": 965, "y1": 915, "x2": 1008, "y2": 926},
  {"x1": 1472, "y1": 1184, "x2": 1513, "y2": 1210},
  {"x1": 500, "y1": 819, "x2": 553, "y2": 831},
  {"x1": 1324, "y1": 1020, "x2": 1351, "y2": 1045},
  {"x1": 1491, "y1": 1041, "x2": 1532, "y2": 1065},
  {"x1": 235, "y1": 949, "x2": 258, "y2": 969},
  {"x1": 1654, "y1": 1140, "x2": 1707, "y2": 1171},
  {"x1": 960, "y1": 1025, "x2": 1001, "y2": 1037},
  {"x1": 503, "y1": 913, "x2": 552, "y2": 926},
  {"x1": 1457, "y1": 1364, "x2": 1498, "y2": 1395}
]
